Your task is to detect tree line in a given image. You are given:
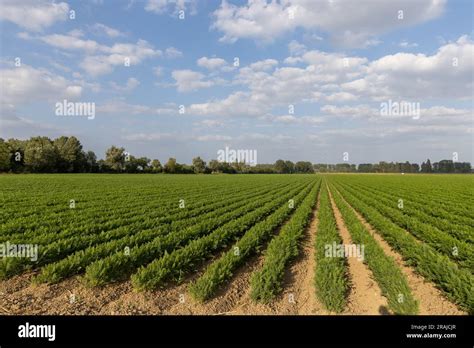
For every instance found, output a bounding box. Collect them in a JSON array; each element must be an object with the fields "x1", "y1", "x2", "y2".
[{"x1": 0, "y1": 136, "x2": 471, "y2": 174}]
